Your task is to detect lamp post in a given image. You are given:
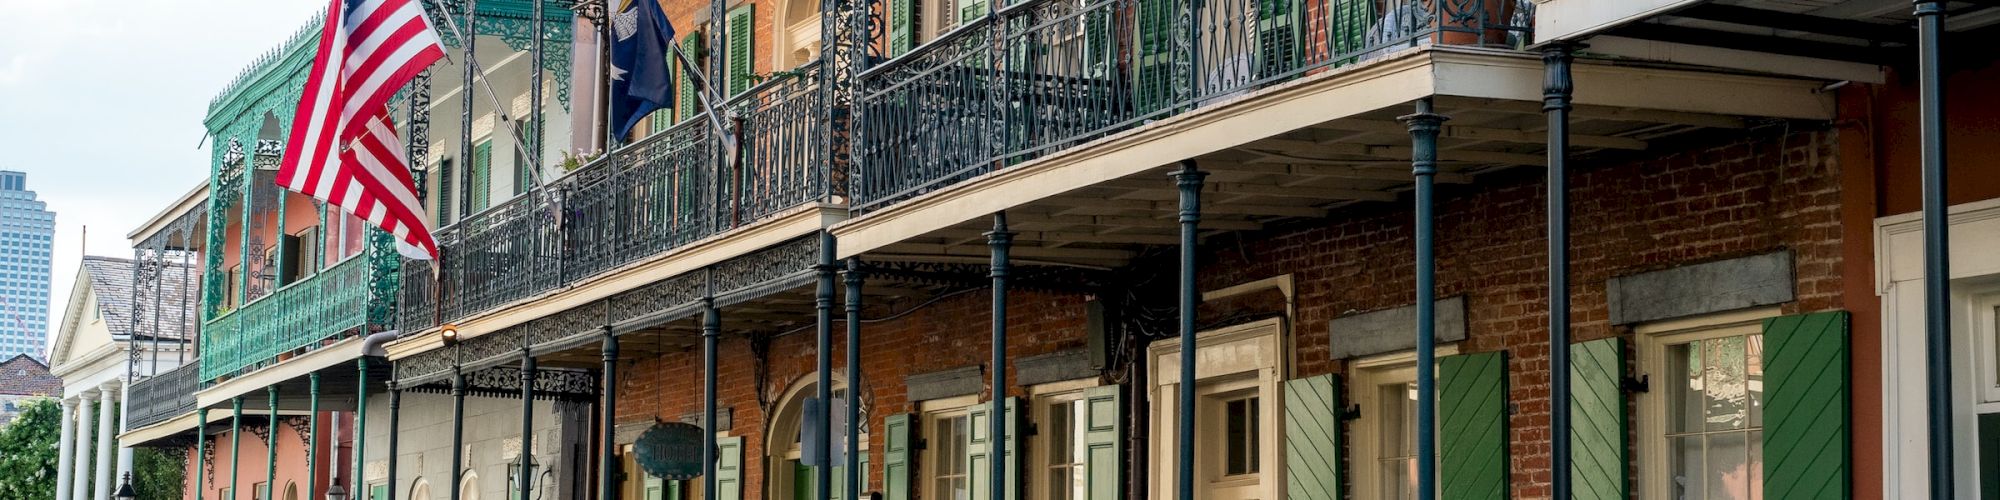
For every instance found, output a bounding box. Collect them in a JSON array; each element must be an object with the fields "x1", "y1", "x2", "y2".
[
  {"x1": 114, "y1": 473, "x2": 136, "y2": 500},
  {"x1": 326, "y1": 480, "x2": 348, "y2": 500}
]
